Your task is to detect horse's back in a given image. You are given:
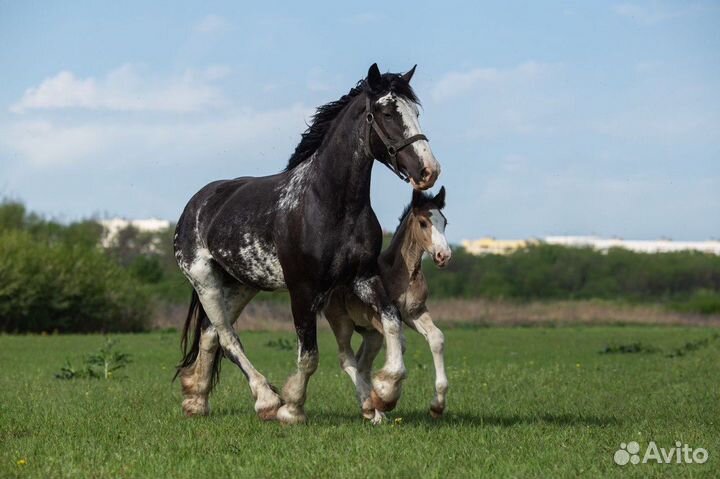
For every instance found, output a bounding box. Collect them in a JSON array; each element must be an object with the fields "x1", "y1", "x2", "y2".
[{"x1": 174, "y1": 172, "x2": 289, "y2": 291}]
